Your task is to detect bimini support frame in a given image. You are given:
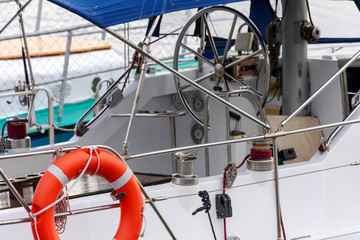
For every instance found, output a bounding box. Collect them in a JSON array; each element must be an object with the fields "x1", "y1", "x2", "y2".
[{"x1": 122, "y1": 15, "x2": 161, "y2": 155}]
